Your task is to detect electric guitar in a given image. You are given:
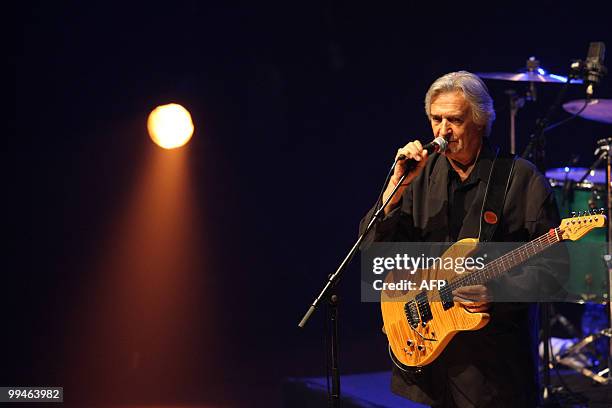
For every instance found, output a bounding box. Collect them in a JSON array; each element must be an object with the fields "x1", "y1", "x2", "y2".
[{"x1": 380, "y1": 212, "x2": 606, "y2": 369}]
